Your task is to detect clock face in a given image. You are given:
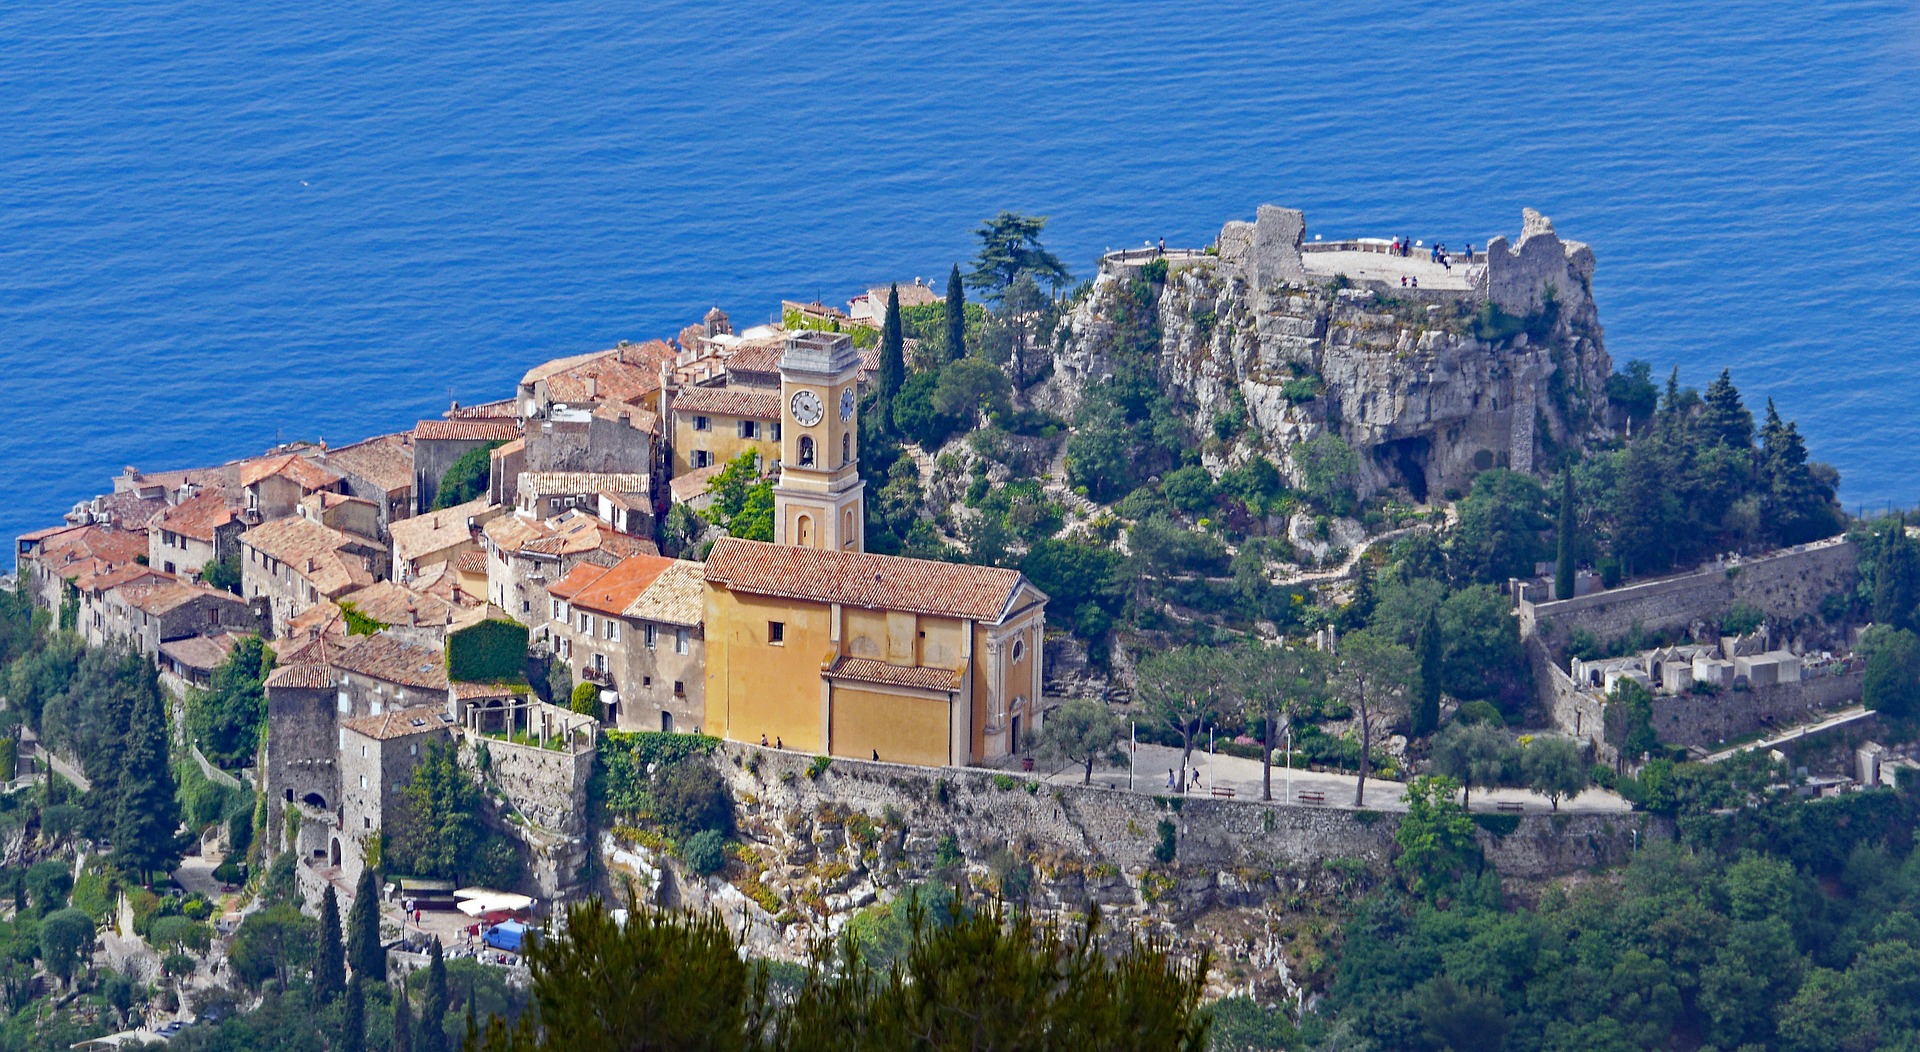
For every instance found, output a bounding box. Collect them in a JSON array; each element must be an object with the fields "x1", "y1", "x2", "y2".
[
  {"x1": 839, "y1": 387, "x2": 856, "y2": 422},
  {"x1": 790, "y1": 389, "x2": 824, "y2": 427}
]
